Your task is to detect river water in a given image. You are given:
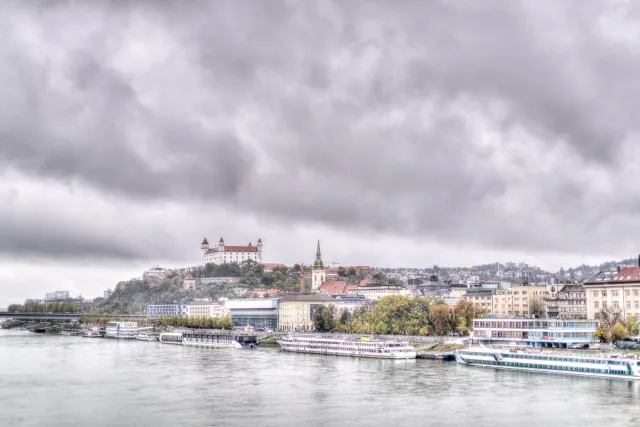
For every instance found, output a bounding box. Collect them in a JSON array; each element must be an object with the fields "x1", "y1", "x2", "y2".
[{"x1": 0, "y1": 329, "x2": 639, "y2": 427}]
